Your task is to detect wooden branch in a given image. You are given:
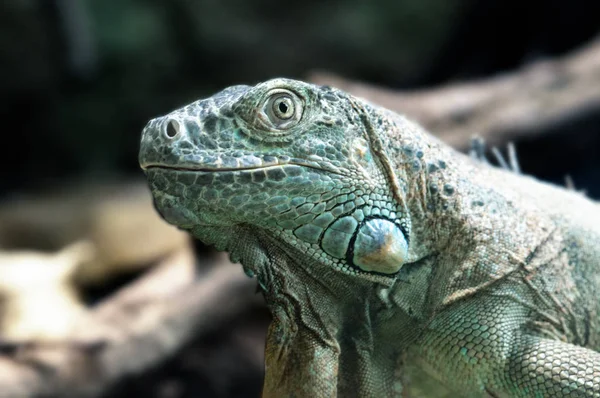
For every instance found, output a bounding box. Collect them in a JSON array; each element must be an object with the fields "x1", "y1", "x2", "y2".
[
  {"x1": 308, "y1": 37, "x2": 600, "y2": 148},
  {"x1": 0, "y1": 180, "x2": 191, "y2": 286},
  {"x1": 0, "y1": 248, "x2": 261, "y2": 397}
]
